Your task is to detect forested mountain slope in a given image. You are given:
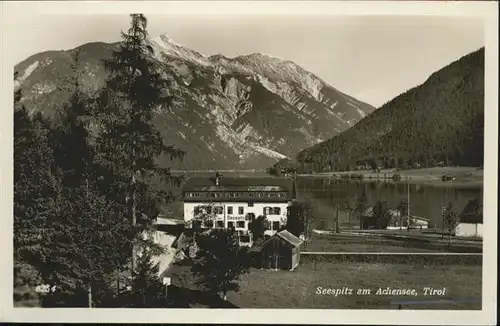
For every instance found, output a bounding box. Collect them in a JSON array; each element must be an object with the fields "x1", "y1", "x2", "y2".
[{"x1": 296, "y1": 47, "x2": 484, "y2": 172}]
